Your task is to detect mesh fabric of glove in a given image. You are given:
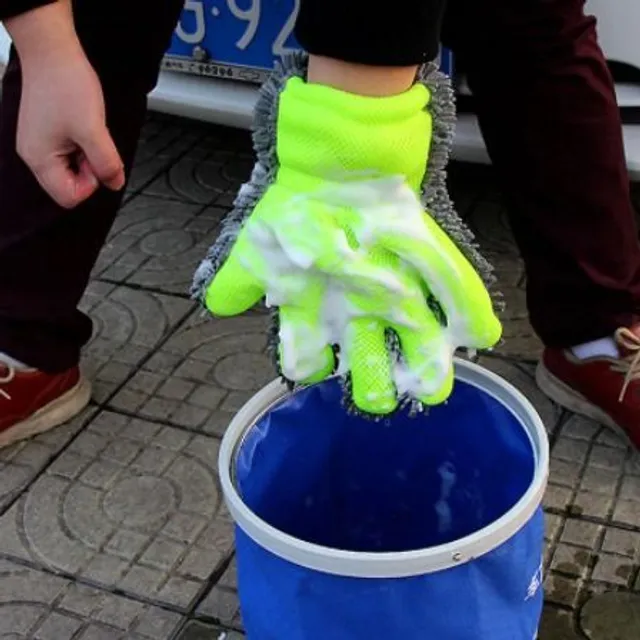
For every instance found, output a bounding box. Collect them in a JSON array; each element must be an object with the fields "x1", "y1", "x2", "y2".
[{"x1": 193, "y1": 55, "x2": 502, "y2": 415}]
